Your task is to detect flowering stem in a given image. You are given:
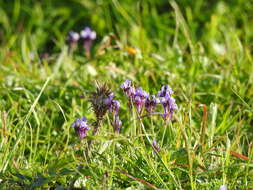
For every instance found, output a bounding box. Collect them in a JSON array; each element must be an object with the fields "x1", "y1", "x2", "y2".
[
  {"x1": 85, "y1": 119, "x2": 102, "y2": 158},
  {"x1": 68, "y1": 120, "x2": 102, "y2": 190},
  {"x1": 68, "y1": 43, "x2": 77, "y2": 55},
  {"x1": 84, "y1": 39, "x2": 92, "y2": 58}
]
